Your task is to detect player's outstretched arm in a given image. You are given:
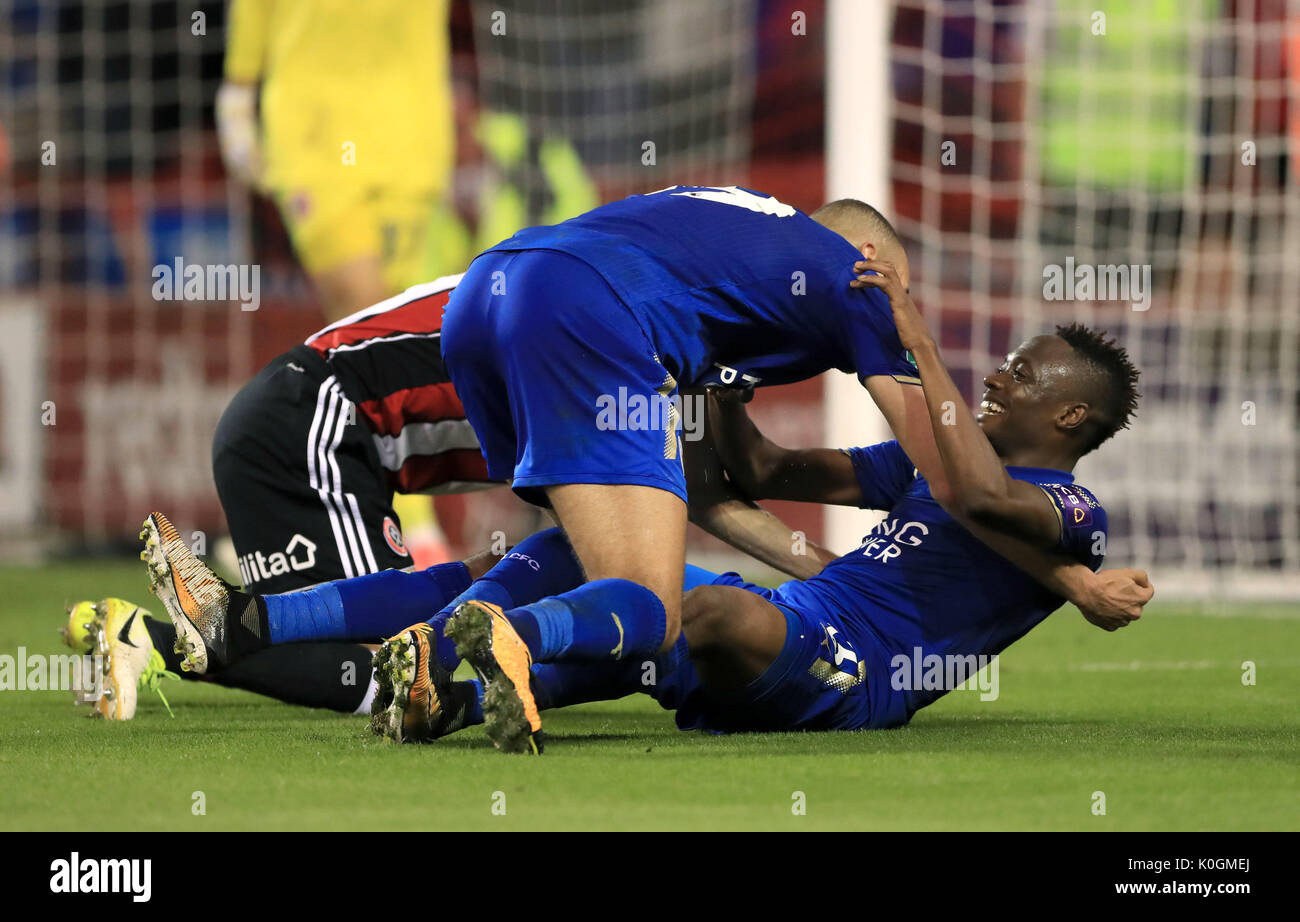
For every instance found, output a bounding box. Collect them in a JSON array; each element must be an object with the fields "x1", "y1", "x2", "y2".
[
  {"x1": 684, "y1": 390, "x2": 837, "y2": 579},
  {"x1": 960, "y1": 521, "x2": 1151, "y2": 628}
]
